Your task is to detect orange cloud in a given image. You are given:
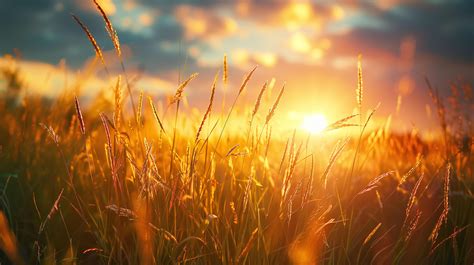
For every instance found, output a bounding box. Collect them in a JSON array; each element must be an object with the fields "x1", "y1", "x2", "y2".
[
  {"x1": 76, "y1": 0, "x2": 116, "y2": 15},
  {"x1": 0, "y1": 57, "x2": 174, "y2": 99},
  {"x1": 175, "y1": 5, "x2": 238, "y2": 40},
  {"x1": 290, "y1": 32, "x2": 312, "y2": 53},
  {"x1": 228, "y1": 49, "x2": 277, "y2": 69},
  {"x1": 139, "y1": 13, "x2": 154, "y2": 27},
  {"x1": 253, "y1": 52, "x2": 277, "y2": 67},
  {"x1": 235, "y1": 1, "x2": 336, "y2": 31}
]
